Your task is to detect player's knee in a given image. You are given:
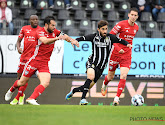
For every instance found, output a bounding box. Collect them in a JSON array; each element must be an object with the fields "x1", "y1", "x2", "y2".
[
  {"x1": 108, "y1": 74, "x2": 114, "y2": 81},
  {"x1": 107, "y1": 72, "x2": 115, "y2": 81},
  {"x1": 17, "y1": 80, "x2": 27, "y2": 86},
  {"x1": 120, "y1": 73, "x2": 127, "y2": 79},
  {"x1": 87, "y1": 75, "x2": 95, "y2": 81},
  {"x1": 41, "y1": 82, "x2": 50, "y2": 88}
]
